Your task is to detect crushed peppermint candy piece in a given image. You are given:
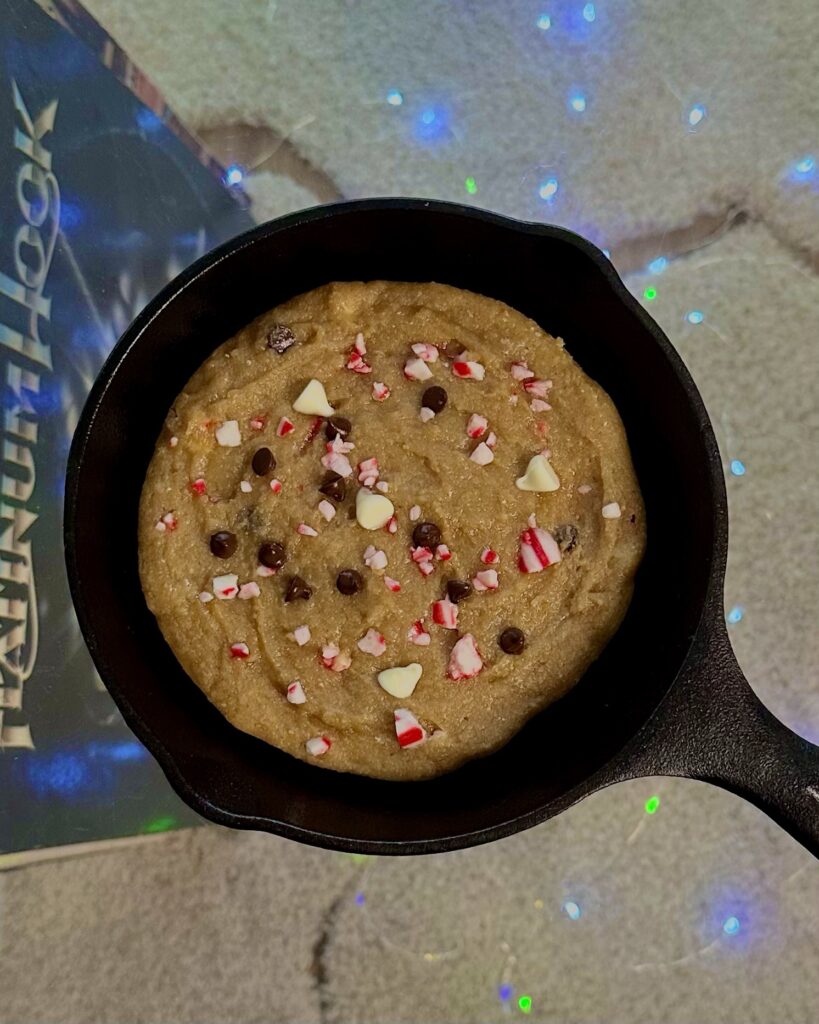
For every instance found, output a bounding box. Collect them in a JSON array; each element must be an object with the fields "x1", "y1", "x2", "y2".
[
  {"x1": 470, "y1": 441, "x2": 494, "y2": 465},
  {"x1": 357, "y1": 457, "x2": 380, "y2": 485},
  {"x1": 346, "y1": 349, "x2": 371, "y2": 374},
  {"x1": 578, "y1": 483, "x2": 592, "y2": 495},
  {"x1": 480, "y1": 547, "x2": 499, "y2": 564},
  {"x1": 159, "y1": 512, "x2": 177, "y2": 531},
  {"x1": 230, "y1": 642, "x2": 250, "y2": 659},
  {"x1": 523, "y1": 378, "x2": 552, "y2": 398},
  {"x1": 169, "y1": 435, "x2": 179, "y2": 447},
  {"x1": 213, "y1": 573, "x2": 239, "y2": 599},
  {"x1": 418, "y1": 560, "x2": 435, "y2": 577},
  {"x1": 531, "y1": 398, "x2": 551, "y2": 413},
  {"x1": 191, "y1": 478, "x2": 206, "y2": 495},
  {"x1": 299, "y1": 416, "x2": 324, "y2": 452},
  {"x1": 357, "y1": 628, "x2": 387, "y2": 657},
  {"x1": 486, "y1": 431, "x2": 497, "y2": 449},
  {"x1": 411, "y1": 545, "x2": 434, "y2": 563},
  {"x1": 238, "y1": 581, "x2": 261, "y2": 600},
  {"x1": 321, "y1": 450, "x2": 354, "y2": 477},
  {"x1": 435, "y1": 544, "x2": 452, "y2": 561},
  {"x1": 249, "y1": 416, "x2": 266, "y2": 431},
  {"x1": 518, "y1": 523, "x2": 562, "y2": 572},
  {"x1": 384, "y1": 576, "x2": 401, "y2": 592},
  {"x1": 602, "y1": 501, "x2": 622, "y2": 519},
  {"x1": 155, "y1": 520, "x2": 167, "y2": 533},
  {"x1": 321, "y1": 644, "x2": 352, "y2": 671},
  {"x1": 256, "y1": 565, "x2": 277, "y2": 577},
  {"x1": 376, "y1": 481, "x2": 390, "y2": 493},
  {"x1": 353, "y1": 332, "x2": 366, "y2": 355},
  {"x1": 293, "y1": 379, "x2": 334, "y2": 417},
  {"x1": 448, "y1": 634, "x2": 483, "y2": 680},
  {"x1": 372, "y1": 381, "x2": 391, "y2": 401},
  {"x1": 452, "y1": 360, "x2": 486, "y2": 381},
  {"x1": 277, "y1": 416, "x2": 295, "y2": 437},
  {"x1": 199, "y1": 591, "x2": 214, "y2": 603},
  {"x1": 377, "y1": 663, "x2": 422, "y2": 698},
  {"x1": 306, "y1": 735, "x2": 331, "y2": 757},
  {"x1": 509, "y1": 394, "x2": 519, "y2": 405},
  {"x1": 466, "y1": 413, "x2": 488, "y2": 438},
  {"x1": 292, "y1": 624, "x2": 311, "y2": 646},
  {"x1": 297, "y1": 523, "x2": 318, "y2": 537},
  {"x1": 320, "y1": 643, "x2": 339, "y2": 666},
  {"x1": 419, "y1": 407, "x2": 436, "y2": 423},
  {"x1": 363, "y1": 546, "x2": 388, "y2": 571},
  {"x1": 431, "y1": 597, "x2": 459, "y2": 629},
  {"x1": 409, "y1": 505, "x2": 422, "y2": 521},
  {"x1": 215, "y1": 420, "x2": 241, "y2": 447},
  {"x1": 511, "y1": 360, "x2": 535, "y2": 381},
  {"x1": 516, "y1": 453, "x2": 560, "y2": 492},
  {"x1": 404, "y1": 356, "x2": 433, "y2": 381},
  {"x1": 356, "y1": 489, "x2": 394, "y2": 530},
  {"x1": 327, "y1": 434, "x2": 355, "y2": 455},
  {"x1": 394, "y1": 708, "x2": 427, "y2": 749},
  {"x1": 407, "y1": 620, "x2": 431, "y2": 646},
  {"x1": 411, "y1": 342, "x2": 439, "y2": 363},
  {"x1": 269, "y1": 478, "x2": 283, "y2": 494},
  {"x1": 239, "y1": 480, "x2": 252, "y2": 493},
  {"x1": 318, "y1": 500, "x2": 336, "y2": 521},
  {"x1": 473, "y1": 569, "x2": 499, "y2": 591},
  {"x1": 286, "y1": 680, "x2": 306, "y2": 704},
  {"x1": 385, "y1": 514, "x2": 398, "y2": 533}
]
